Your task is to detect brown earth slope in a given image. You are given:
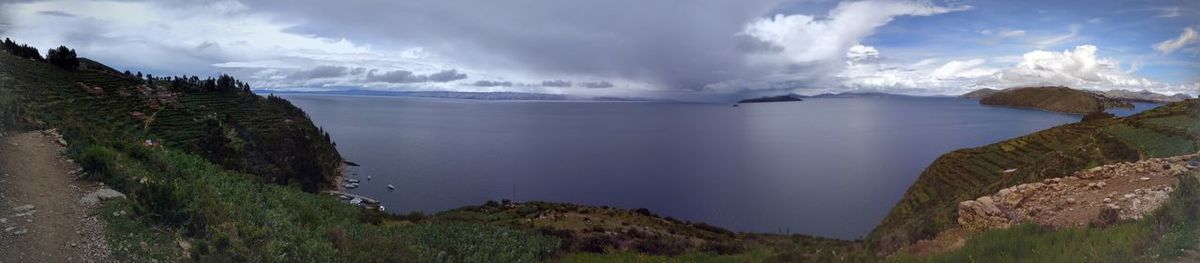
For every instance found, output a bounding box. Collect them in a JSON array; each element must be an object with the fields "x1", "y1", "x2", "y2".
[
  {"x1": 0, "y1": 130, "x2": 118, "y2": 262},
  {"x1": 978, "y1": 86, "x2": 1132, "y2": 114}
]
